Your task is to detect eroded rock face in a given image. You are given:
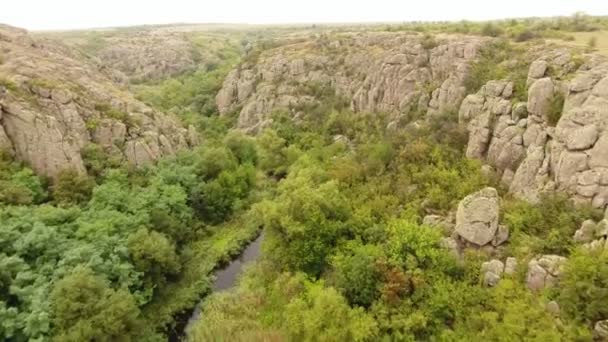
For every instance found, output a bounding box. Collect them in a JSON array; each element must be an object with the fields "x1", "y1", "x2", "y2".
[
  {"x1": 460, "y1": 51, "x2": 608, "y2": 210},
  {"x1": 594, "y1": 320, "x2": 608, "y2": 339},
  {"x1": 455, "y1": 187, "x2": 500, "y2": 246},
  {"x1": 526, "y1": 255, "x2": 567, "y2": 291},
  {"x1": 216, "y1": 32, "x2": 487, "y2": 132},
  {"x1": 0, "y1": 25, "x2": 196, "y2": 178},
  {"x1": 49, "y1": 28, "x2": 209, "y2": 83}
]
